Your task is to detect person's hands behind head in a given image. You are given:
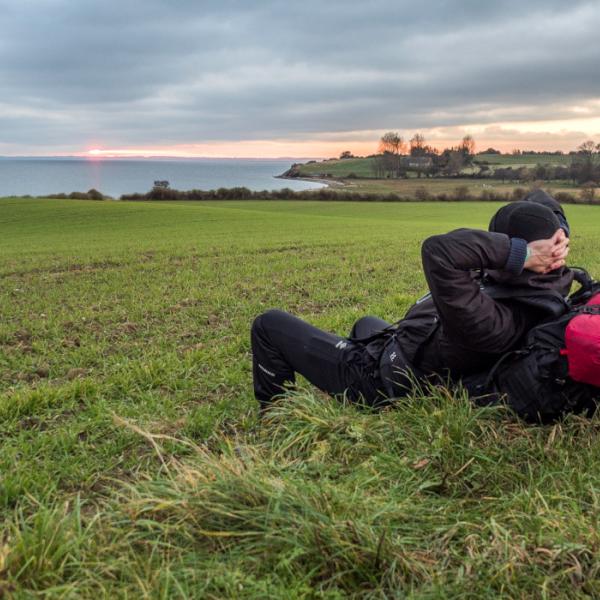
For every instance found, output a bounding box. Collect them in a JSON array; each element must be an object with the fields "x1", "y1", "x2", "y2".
[{"x1": 524, "y1": 228, "x2": 569, "y2": 274}]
